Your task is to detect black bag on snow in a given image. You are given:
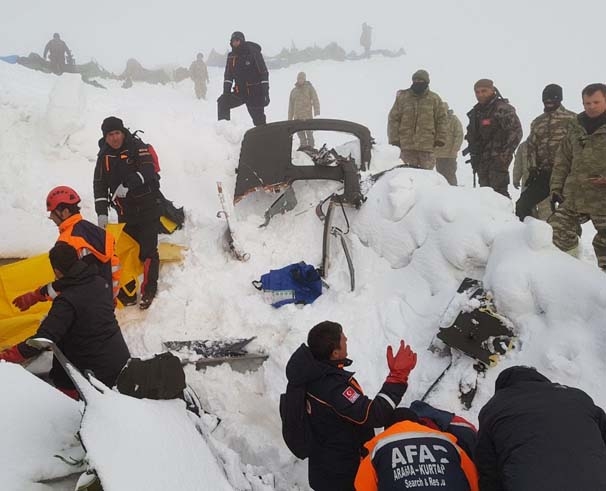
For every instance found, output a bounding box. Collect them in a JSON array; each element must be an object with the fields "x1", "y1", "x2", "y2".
[
  {"x1": 158, "y1": 191, "x2": 185, "y2": 234},
  {"x1": 116, "y1": 352, "x2": 186, "y2": 400},
  {"x1": 279, "y1": 383, "x2": 313, "y2": 459}
]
